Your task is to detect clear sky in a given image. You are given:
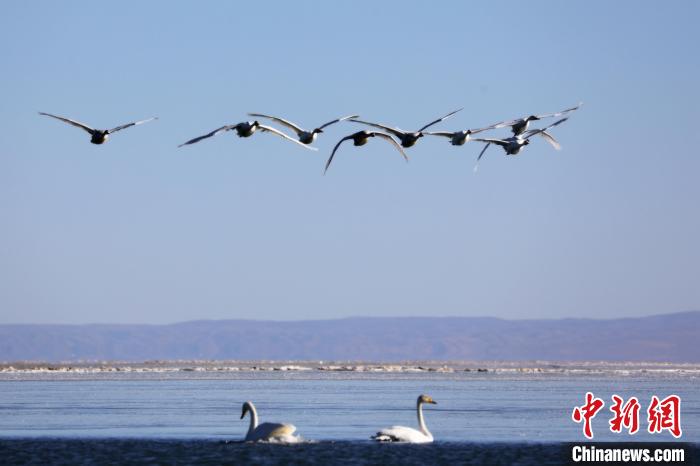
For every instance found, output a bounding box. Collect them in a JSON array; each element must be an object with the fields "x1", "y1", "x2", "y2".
[{"x1": 1, "y1": 1, "x2": 698, "y2": 324}]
